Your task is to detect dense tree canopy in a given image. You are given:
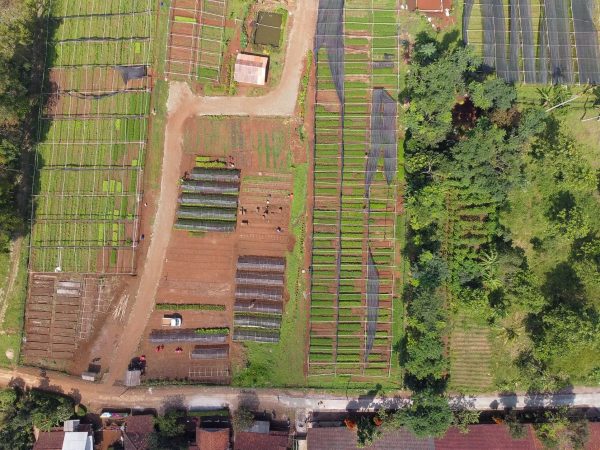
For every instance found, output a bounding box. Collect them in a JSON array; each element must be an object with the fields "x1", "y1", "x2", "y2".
[{"x1": 0, "y1": 0, "x2": 46, "y2": 251}]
